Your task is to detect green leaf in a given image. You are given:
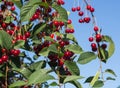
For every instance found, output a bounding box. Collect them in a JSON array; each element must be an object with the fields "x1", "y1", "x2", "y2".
[
  {"x1": 78, "y1": 52, "x2": 97, "y2": 64},
  {"x1": 105, "y1": 69, "x2": 117, "y2": 77},
  {"x1": 12, "y1": 67, "x2": 32, "y2": 79},
  {"x1": 20, "y1": 4, "x2": 39, "y2": 22},
  {"x1": 49, "y1": 82, "x2": 58, "y2": 86},
  {"x1": 32, "y1": 23, "x2": 47, "y2": 36},
  {"x1": 48, "y1": 44, "x2": 58, "y2": 53},
  {"x1": 52, "y1": 4, "x2": 68, "y2": 24},
  {"x1": 90, "y1": 70, "x2": 100, "y2": 86},
  {"x1": 64, "y1": 61, "x2": 80, "y2": 75},
  {"x1": 65, "y1": 44, "x2": 83, "y2": 54},
  {"x1": 4, "y1": 16, "x2": 14, "y2": 23},
  {"x1": 30, "y1": 60, "x2": 46, "y2": 70},
  {"x1": 0, "y1": 73, "x2": 4, "y2": 77},
  {"x1": 11, "y1": 0, "x2": 23, "y2": 8},
  {"x1": 39, "y1": 47, "x2": 49, "y2": 56},
  {"x1": 9, "y1": 81, "x2": 26, "y2": 88},
  {"x1": 102, "y1": 35, "x2": 115, "y2": 58},
  {"x1": 44, "y1": 36, "x2": 54, "y2": 42},
  {"x1": 64, "y1": 75, "x2": 84, "y2": 83},
  {"x1": 93, "y1": 80, "x2": 104, "y2": 87},
  {"x1": 106, "y1": 77, "x2": 115, "y2": 81},
  {"x1": 65, "y1": 34, "x2": 78, "y2": 44},
  {"x1": 69, "y1": 80, "x2": 82, "y2": 88},
  {"x1": 0, "y1": 30, "x2": 12, "y2": 49},
  {"x1": 84, "y1": 76, "x2": 94, "y2": 83},
  {"x1": 14, "y1": 40, "x2": 25, "y2": 49},
  {"x1": 99, "y1": 47, "x2": 108, "y2": 62},
  {"x1": 27, "y1": 69, "x2": 55, "y2": 85}
]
